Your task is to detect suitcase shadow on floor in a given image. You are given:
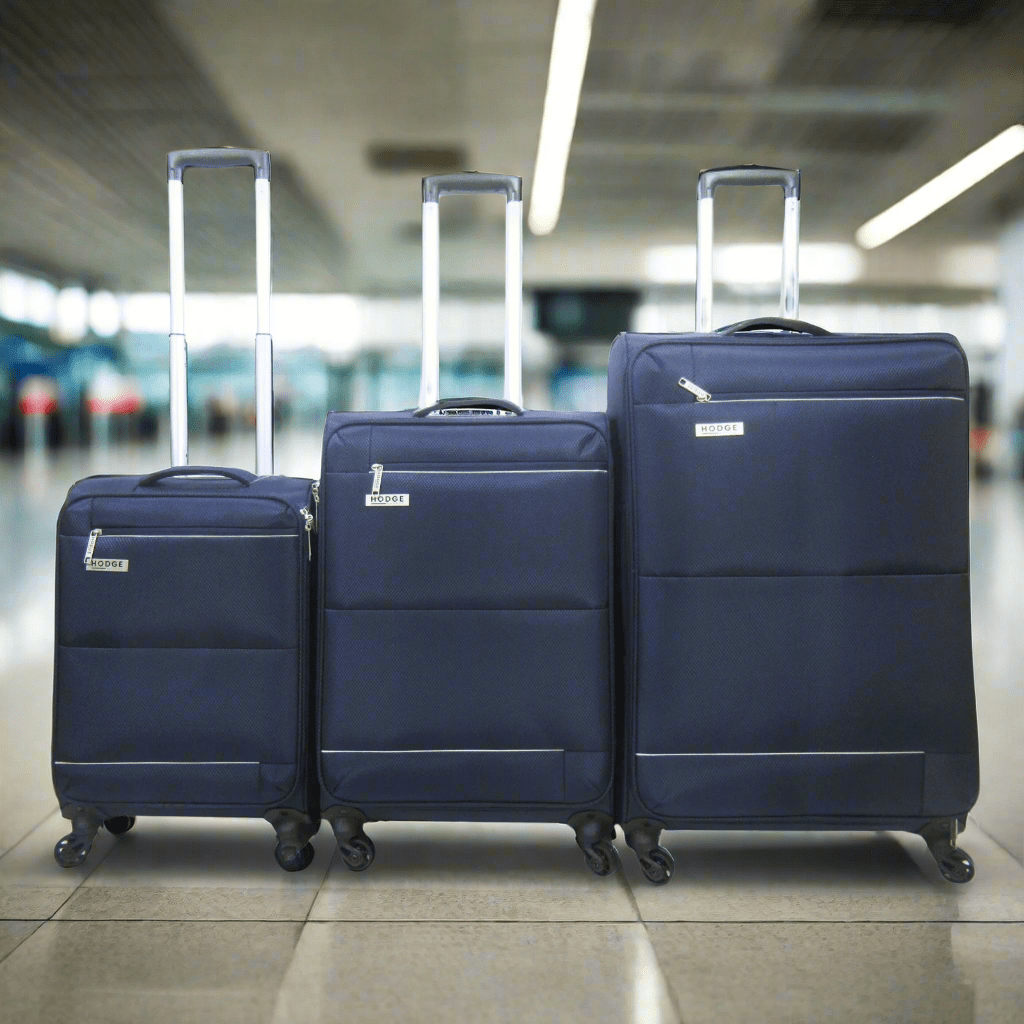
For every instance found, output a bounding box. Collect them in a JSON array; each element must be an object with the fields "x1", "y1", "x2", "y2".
[
  {"x1": 62, "y1": 820, "x2": 616, "y2": 884},
  {"x1": 59, "y1": 819, "x2": 329, "y2": 880},
  {"x1": 325, "y1": 822, "x2": 616, "y2": 883},
  {"x1": 659, "y1": 832, "x2": 945, "y2": 889}
]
